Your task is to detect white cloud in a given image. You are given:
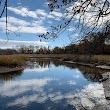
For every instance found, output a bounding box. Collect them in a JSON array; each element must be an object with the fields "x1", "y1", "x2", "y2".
[
  {"x1": 66, "y1": 83, "x2": 107, "y2": 110},
  {"x1": 19, "y1": 26, "x2": 47, "y2": 33},
  {"x1": 0, "y1": 7, "x2": 63, "y2": 35},
  {"x1": 44, "y1": 1, "x2": 49, "y2": 7},
  {"x1": 7, "y1": 94, "x2": 49, "y2": 107},
  {"x1": 0, "y1": 39, "x2": 49, "y2": 49},
  {"x1": 0, "y1": 16, "x2": 47, "y2": 34},
  {"x1": 0, "y1": 78, "x2": 53, "y2": 97},
  {"x1": 8, "y1": 7, "x2": 38, "y2": 18},
  {"x1": 36, "y1": 9, "x2": 47, "y2": 17},
  {"x1": 25, "y1": 67, "x2": 49, "y2": 72},
  {"x1": 68, "y1": 80, "x2": 76, "y2": 85},
  {"x1": 50, "y1": 11, "x2": 63, "y2": 18},
  {"x1": 0, "y1": 6, "x2": 63, "y2": 34},
  {"x1": 66, "y1": 0, "x2": 110, "y2": 29},
  {"x1": 76, "y1": 75, "x2": 80, "y2": 79},
  {"x1": 17, "y1": 2, "x2": 22, "y2": 5},
  {"x1": 67, "y1": 27, "x2": 75, "y2": 31},
  {"x1": 47, "y1": 14, "x2": 55, "y2": 19},
  {"x1": 48, "y1": 92, "x2": 64, "y2": 102},
  {"x1": 8, "y1": 94, "x2": 40, "y2": 106},
  {"x1": 8, "y1": 6, "x2": 62, "y2": 21},
  {"x1": 6, "y1": 82, "x2": 107, "y2": 109},
  {"x1": 76, "y1": 69, "x2": 81, "y2": 73},
  {"x1": 48, "y1": 11, "x2": 63, "y2": 21},
  {"x1": 0, "y1": 16, "x2": 30, "y2": 26},
  {"x1": 73, "y1": 33, "x2": 79, "y2": 37}
]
